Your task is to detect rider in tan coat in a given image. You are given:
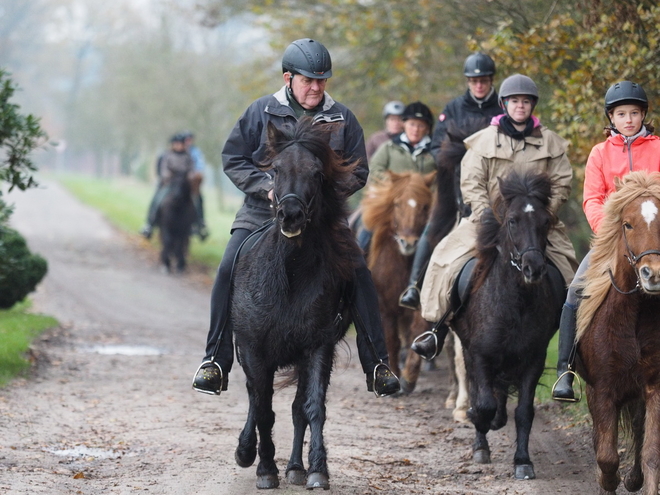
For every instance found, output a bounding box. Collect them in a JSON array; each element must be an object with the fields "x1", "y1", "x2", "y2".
[{"x1": 414, "y1": 74, "x2": 579, "y2": 358}]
